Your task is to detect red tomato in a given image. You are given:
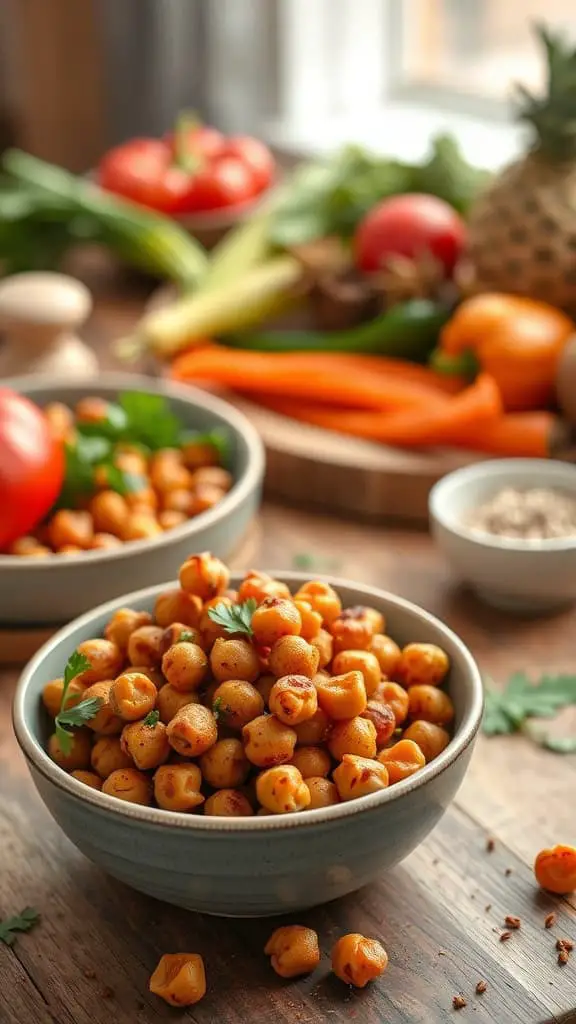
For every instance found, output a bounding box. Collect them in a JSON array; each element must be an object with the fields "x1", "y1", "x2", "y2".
[
  {"x1": 180, "y1": 156, "x2": 257, "y2": 212},
  {"x1": 97, "y1": 138, "x2": 193, "y2": 213},
  {"x1": 163, "y1": 124, "x2": 226, "y2": 161},
  {"x1": 0, "y1": 390, "x2": 64, "y2": 549},
  {"x1": 222, "y1": 136, "x2": 275, "y2": 192},
  {"x1": 354, "y1": 193, "x2": 466, "y2": 276}
]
